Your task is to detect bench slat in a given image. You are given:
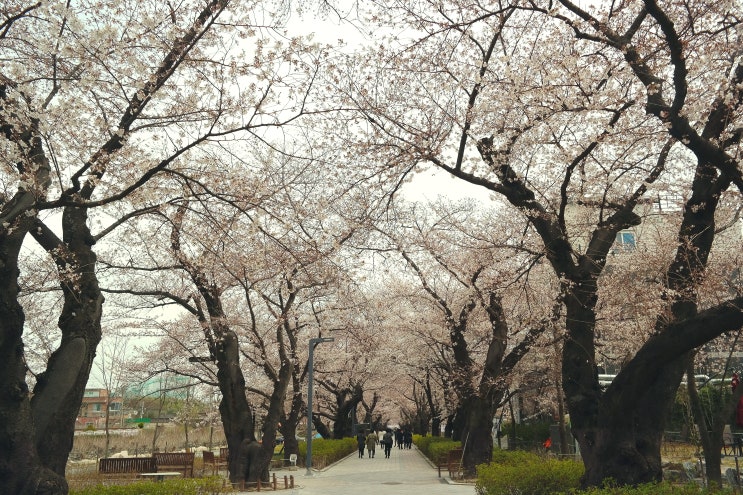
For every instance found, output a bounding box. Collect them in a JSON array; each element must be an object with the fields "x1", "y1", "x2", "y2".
[
  {"x1": 153, "y1": 452, "x2": 195, "y2": 478},
  {"x1": 98, "y1": 457, "x2": 156, "y2": 475}
]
